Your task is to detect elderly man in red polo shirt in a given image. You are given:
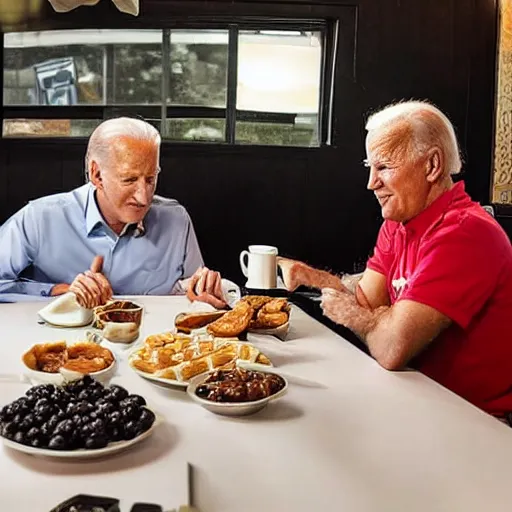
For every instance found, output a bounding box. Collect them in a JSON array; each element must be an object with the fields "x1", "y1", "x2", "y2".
[{"x1": 279, "y1": 100, "x2": 512, "y2": 418}]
